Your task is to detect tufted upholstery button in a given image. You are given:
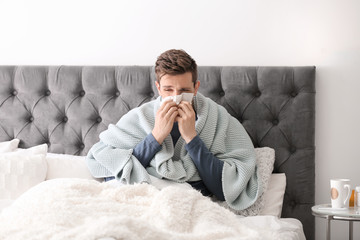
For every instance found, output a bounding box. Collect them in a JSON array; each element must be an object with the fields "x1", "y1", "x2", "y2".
[
  {"x1": 219, "y1": 91, "x2": 225, "y2": 96},
  {"x1": 290, "y1": 147, "x2": 296, "y2": 153},
  {"x1": 96, "y1": 117, "x2": 102, "y2": 123},
  {"x1": 12, "y1": 90, "x2": 18, "y2": 96},
  {"x1": 79, "y1": 144, "x2": 85, "y2": 149},
  {"x1": 255, "y1": 91, "x2": 261, "y2": 97},
  {"x1": 29, "y1": 116, "x2": 34, "y2": 122},
  {"x1": 63, "y1": 116, "x2": 68, "y2": 122},
  {"x1": 273, "y1": 119, "x2": 279, "y2": 125},
  {"x1": 45, "y1": 90, "x2": 51, "y2": 96},
  {"x1": 290, "y1": 200, "x2": 296, "y2": 207},
  {"x1": 79, "y1": 90, "x2": 85, "y2": 97},
  {"x1": 115, "y1": 91, "x2": 120, "y2": 97},
  {"x1": 291, "y1": 92, "x2": 297, "y2": 97}
]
